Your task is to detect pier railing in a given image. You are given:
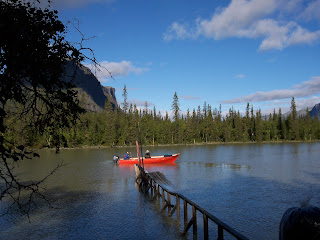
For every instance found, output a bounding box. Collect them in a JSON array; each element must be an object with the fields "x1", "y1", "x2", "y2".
[{"x1": 135, "y1": 164, "x2": 248, "y2": 240}]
